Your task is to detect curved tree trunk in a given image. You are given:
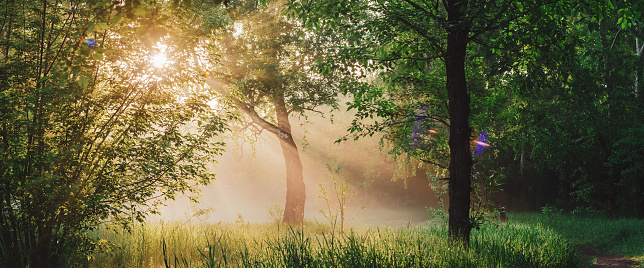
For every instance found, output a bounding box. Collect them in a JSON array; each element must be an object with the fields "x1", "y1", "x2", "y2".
[
  {"x1": 446, "y1": 0, "x2": 472, "y2": 243},
  {"x1": 275, "y1": 97, "x2": 306, "y2": 224},
  {"x1": 227, "y1": 91, "x2": 306, "y2": 224}
]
